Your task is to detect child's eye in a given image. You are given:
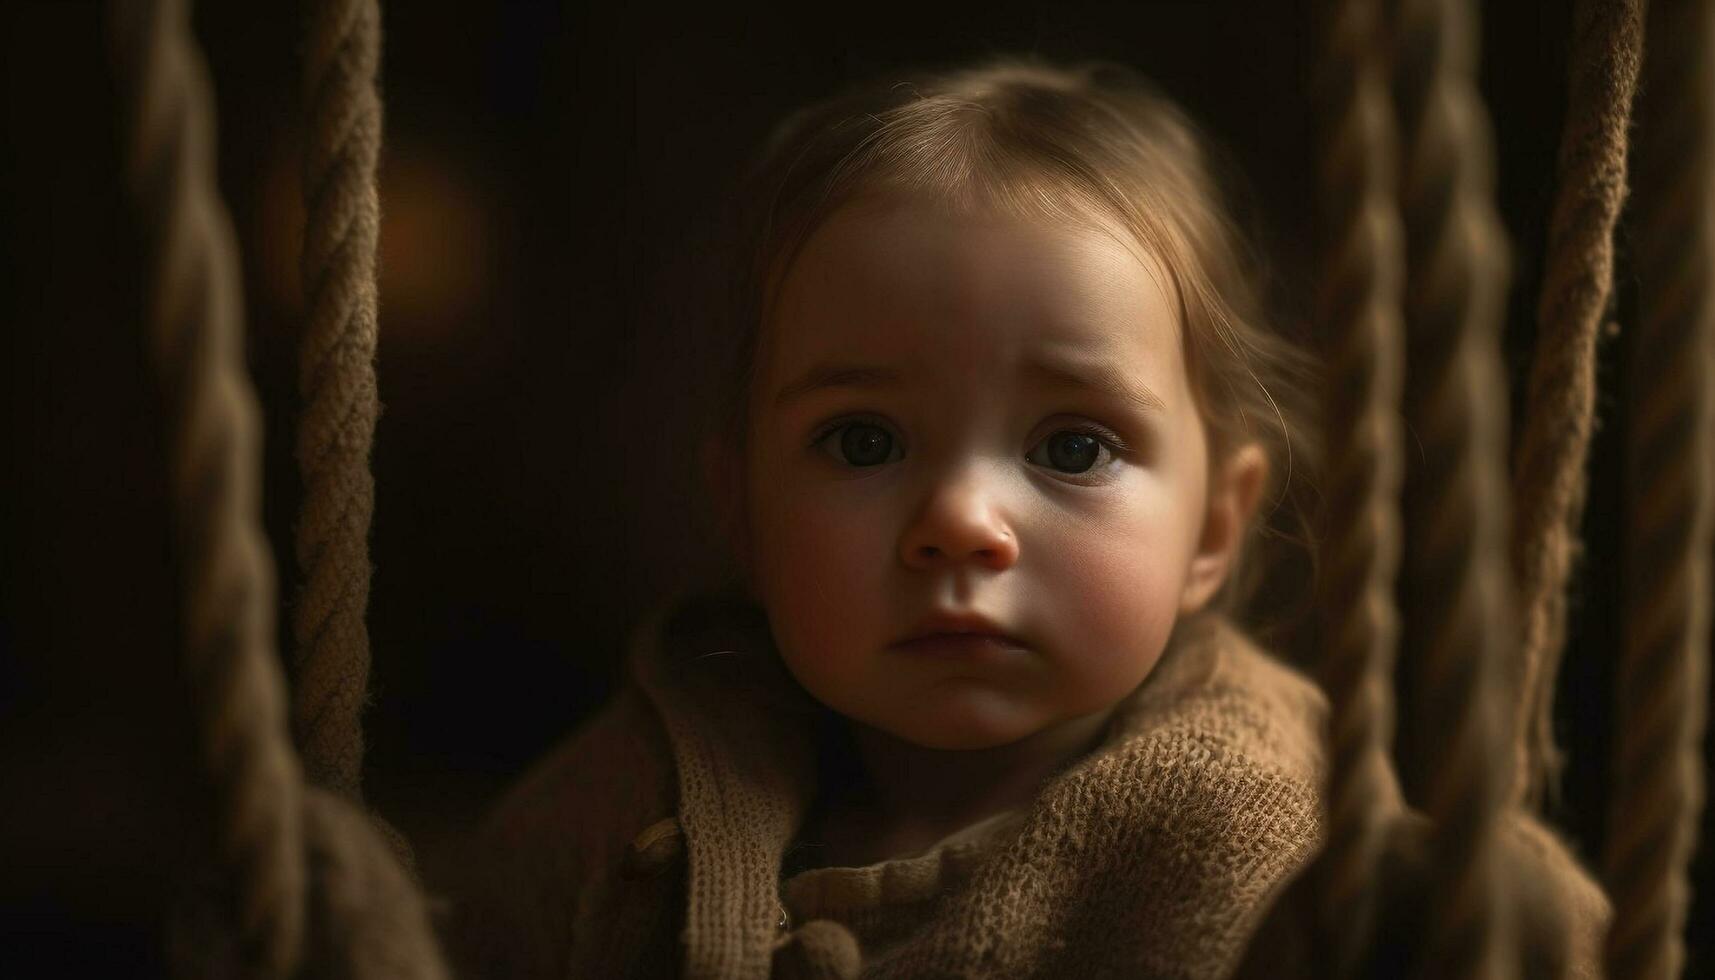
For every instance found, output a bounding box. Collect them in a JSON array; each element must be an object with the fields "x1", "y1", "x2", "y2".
[
  {"x1": 811, "y1": 419, "x2": 903, "y2": 468},
  {"x1": 1026, "y1": 425, "x2": 1127, "y2": 476},
  {"x1": 811, "y1": 418, "x2": 1127, "y2": 476}
]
